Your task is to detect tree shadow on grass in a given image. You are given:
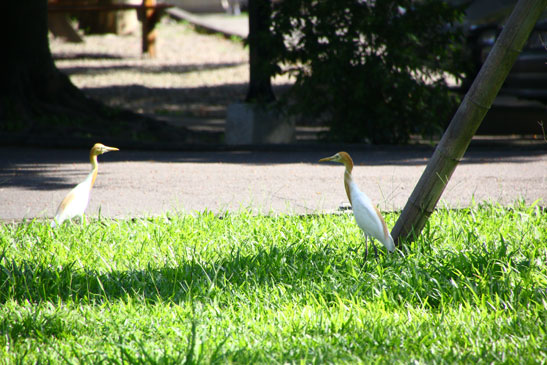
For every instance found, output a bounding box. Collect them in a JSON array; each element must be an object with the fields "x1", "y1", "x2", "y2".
[
  {"x1": 0, "y1": 237, "x2": 543, "y2": 310},
  {"x1": 0, "y1": 243, "x2": 342, "y2": 305}
]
